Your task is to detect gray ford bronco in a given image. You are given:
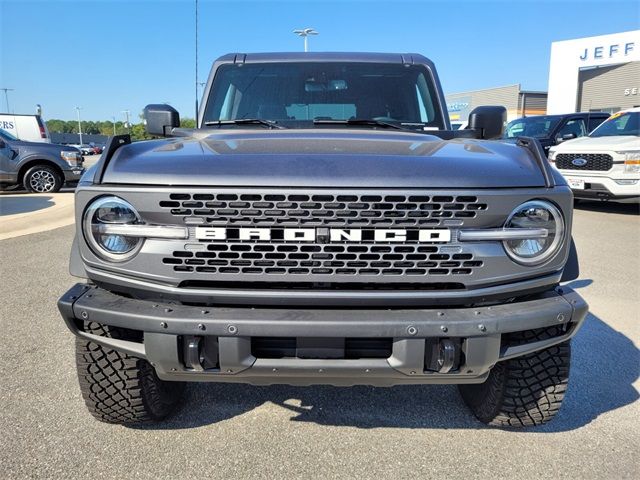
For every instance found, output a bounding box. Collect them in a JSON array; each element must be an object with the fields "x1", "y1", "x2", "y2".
[{"x1": 58, "y1": 52, "x2": 587, "y2": 427}]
